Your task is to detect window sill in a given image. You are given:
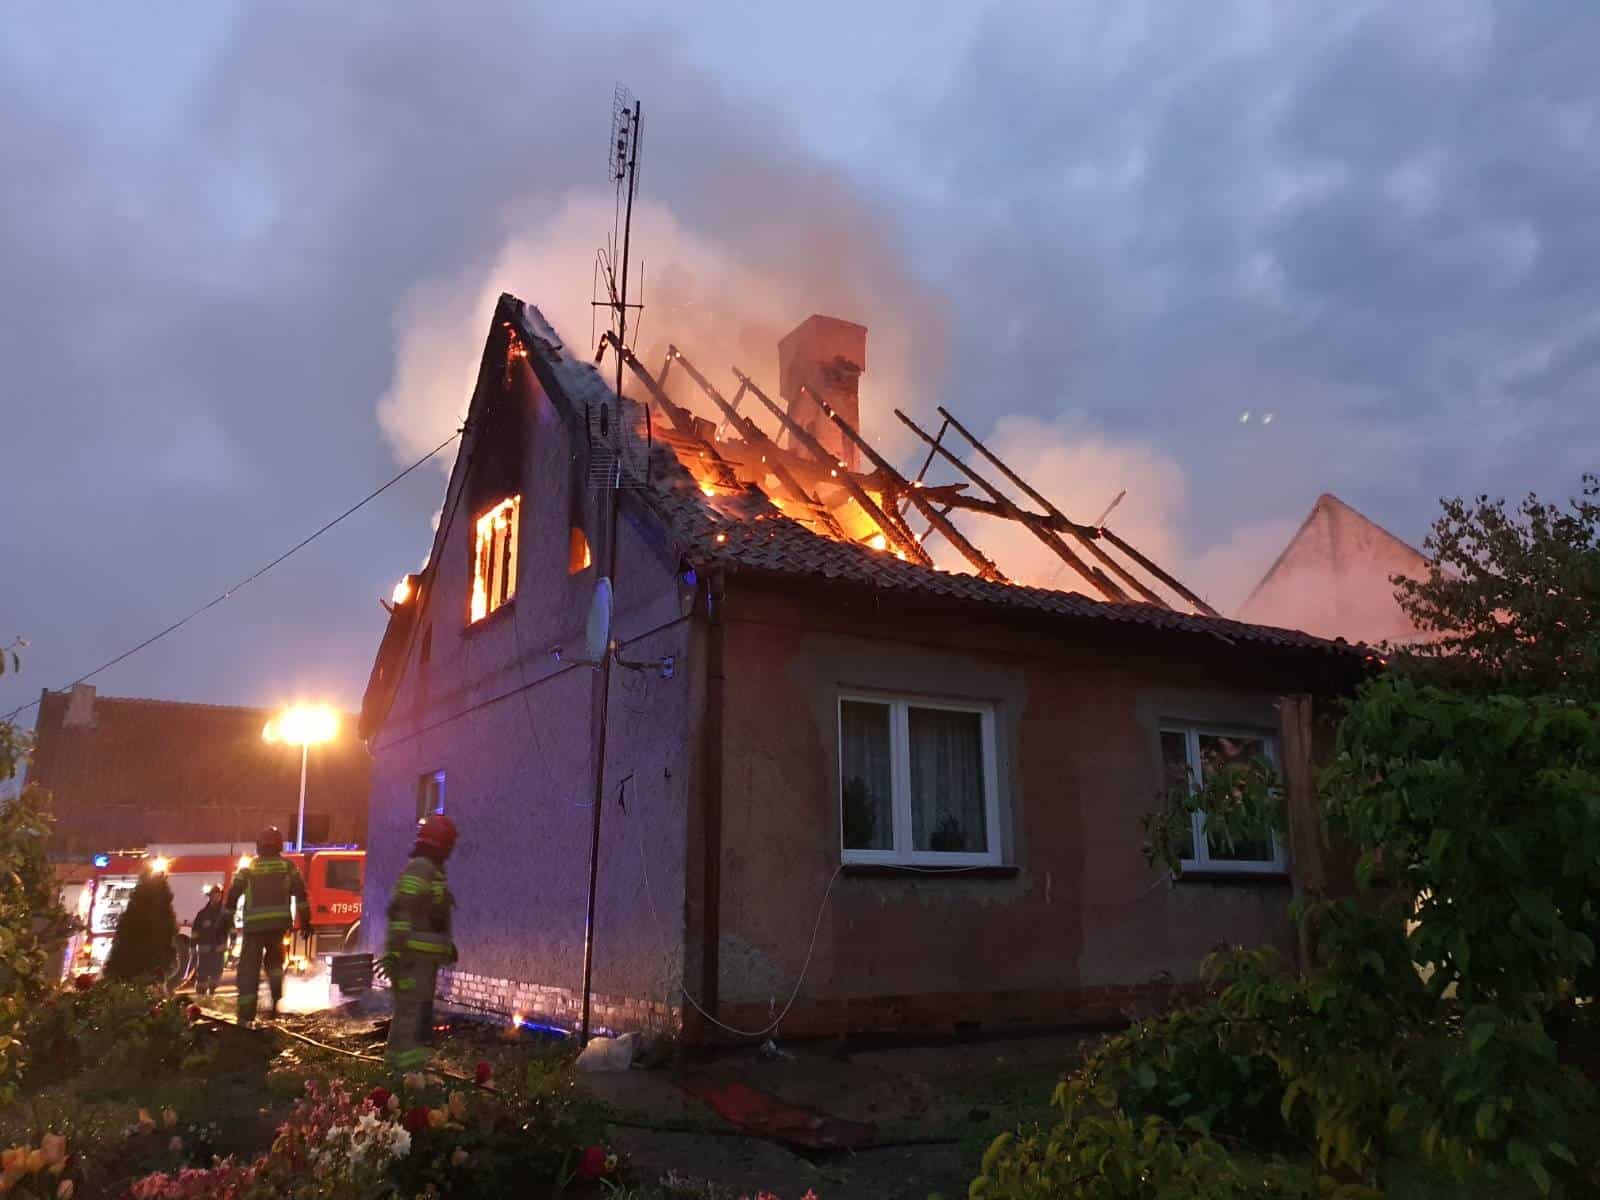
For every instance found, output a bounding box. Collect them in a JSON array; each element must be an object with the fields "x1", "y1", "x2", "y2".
[
  {"x1": 841, "y1": 863, "x2": 1019, "y2": 880},
  {"x1": 1174, "y1": 870, "x2": 1291, "y2": 885},
  {"x1": 464, "y1": 601, "x2": 516, "y2": 634}
]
